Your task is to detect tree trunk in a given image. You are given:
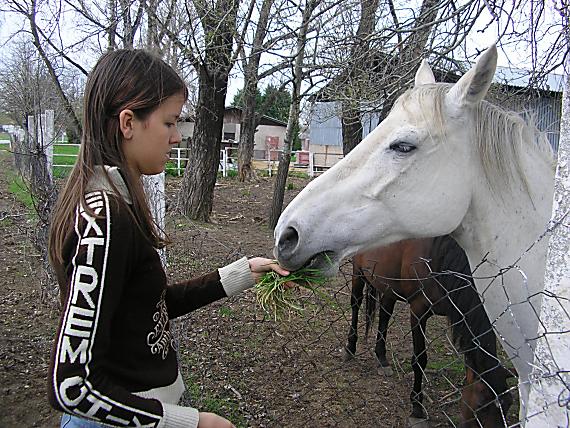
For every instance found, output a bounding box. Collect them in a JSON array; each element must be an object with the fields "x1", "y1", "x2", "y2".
[
  {"x1": 268, "y1": 0, "x2": 317, "y2": 229},
  {"x1": 526, "y1": 36, "x2": 570, "y2": 428},
  {"x1": 107, "y1": 0, "x2": 117, "y2": 50},
  {"x1": 342, "y1": 100, "x2": 363, "y2": 155},
  {"x1": 268, "y1": 148, "x2": 291, "y2": 228},
  {"x1": 177, "y1": 0, "x2": 238, "y2": 221},
  {"x1": 119, "y1": 0, "x2": 134, "y2": 48},
  {"x1": 178, "y1": 64, "x2": 228, "y2": 221},
  {"x1": 340, "y1": 0, "x2": 379, "y2": 155},
  {"x1": 237, "y1": 99, "x2": 258, "y2": 181},
  {"x1": 237, "y1": 0, "x2": 274, "y2": 182}
]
